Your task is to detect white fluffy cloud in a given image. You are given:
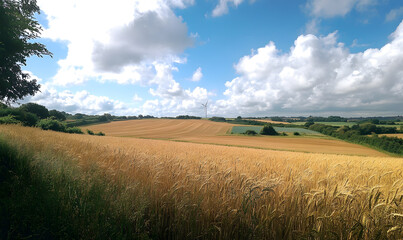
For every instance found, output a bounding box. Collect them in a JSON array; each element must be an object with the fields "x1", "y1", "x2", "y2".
[
  {"x1": 23, "y1": 86, "x2": 125, "y2": 115},
  {"x1": 141, "y1": 63, "x2": 212, "y2": 116},
  {"x1": 19, "y1": 71, "x2": 126, "y2": 115},
  {"x1": 217, "y1": 20, "x2": 403, "y2": 116},
  {"x1": 35, "y1": 0, "x2": 213, "y2": 117},
  {"x1": 143, "y1": 86, "x2": 210, "y2": 116},
  {"x1": 306, "y1": 0, "x2": 377, "y2": 18},
  {"x1": 38, "y1": 0, "x2": 194, "y2": 86},
  {"x1": 191, "y1": 67, "x2": 203, "y2": 81}
]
